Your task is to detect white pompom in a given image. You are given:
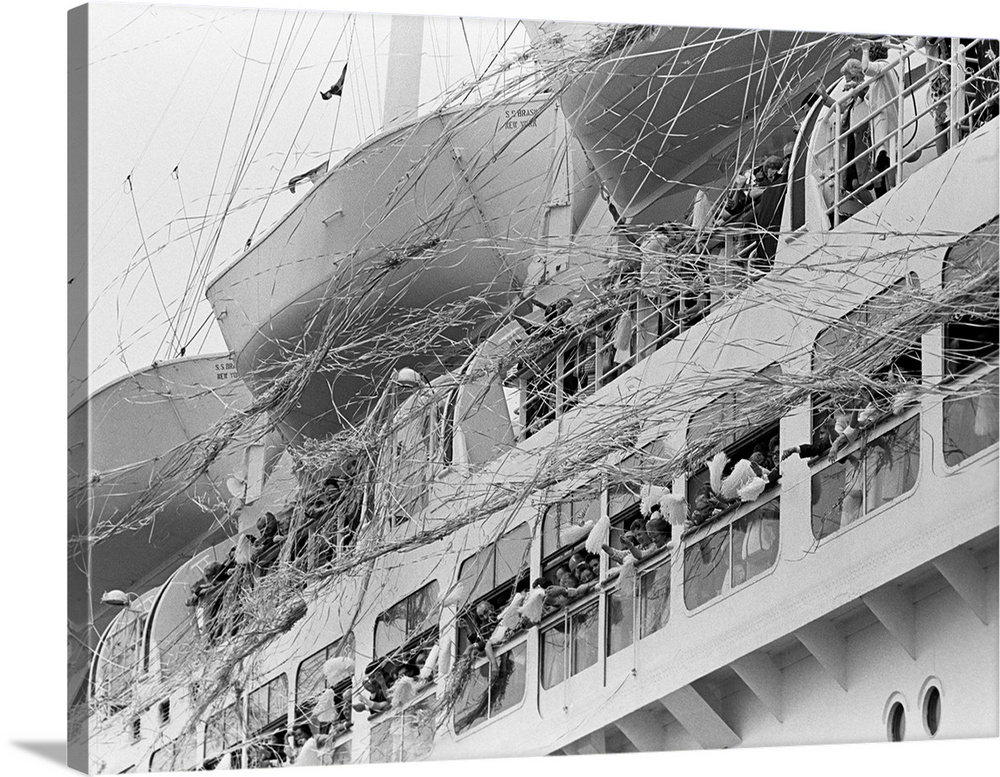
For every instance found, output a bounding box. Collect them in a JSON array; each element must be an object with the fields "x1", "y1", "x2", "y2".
[
  {"x1": 518, "y1": 587, "x2": 546, "y2": 624},
  {"x1": 499, "y1": 593, "x2": 525, "y2": 630},
  {"x1": 585, "y1": 514, "x2": 611, "y2": 555},
  {"x1": 391, "y1": 676, "x2": 417, "y2": 707},
  {"x1": 639, "y1": 483, "x2": 654, "y2": 516},
  {"x1": 314, "y1": 688, "x2": 340, "y2": 722},
  {"x1": 721, "y1": 458, "x2": 755, "y2": 500},
  {"x1": 708, "y1": 451, "x2": 728, "y2": 495},
  {"x1": 442, "y1": 583, "x2": 467, "y2": 608},
  {"x1": 323, "y1": 656, "x2": 354, "y2": 686},
  {"x1": 420, "y1": 644, "x2": 440, "y2": 680},
  {"x1": 737, "y1": 476, "x2": 768, "y2": 503},
  {"x1": 660, "y1": 493, "x2": 687, "y2": 526},
  {"x1": 294, "y1": 739, "x2": 321, "y2": 767}
]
